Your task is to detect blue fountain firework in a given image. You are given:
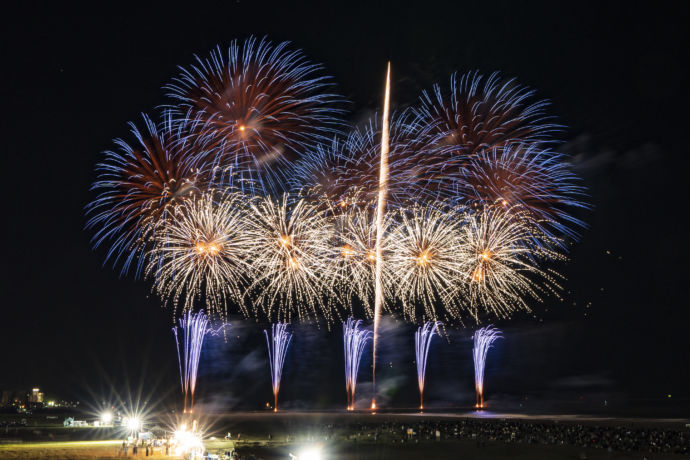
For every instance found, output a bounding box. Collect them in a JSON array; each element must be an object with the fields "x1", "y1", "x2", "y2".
[
  {"x1": 415, "y1": 321, "x2": 441, "y2": 409},
  {"x1": 343, "y1": 317, "x2": 372, "y2": 410},
  {"x1": 173, "y1": 310, "x2": 223, "y2": 413},
  {"x1": 264, "y1": 323, "x2": 292, "y2": 412},
  {"x1": 473, "y1": 325, "x2": 502, "y2": 409}
]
